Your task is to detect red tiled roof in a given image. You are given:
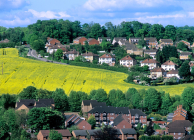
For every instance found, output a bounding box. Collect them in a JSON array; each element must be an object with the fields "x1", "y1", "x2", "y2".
[
  {"x1": 141, "y1": 59, "x2": 159, "y2": 64},
  {"x1": 49, "y1": 38, "x2": 60, "y2": 45},
  {"x1": 120, "y1": 55, "x2": 135, "y2": 61},
  {"x1": 189, "y1": 62, "x2": 194, "y2": 67},
  {"x1": 65, "y1": 50, "x2": 79, "y2": 54},
  {"x1": 167, "y1": 70, "x2": 179, "y2": 74},
  {"x1": 82, "y1": 52, "x2": 99, "y2": 57},
  {"x1": 39, "y1": 130, "x2": 71, "y2": 137},
  {"x1": 162, "y1": 60, "x2": 178, "y2": 66},
  {"x1": 150, "y1": 67, "x2": 166, "y2": 72},
  {"x1": 99, "y1": 53, "x2": 115, "y2": 58}
]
